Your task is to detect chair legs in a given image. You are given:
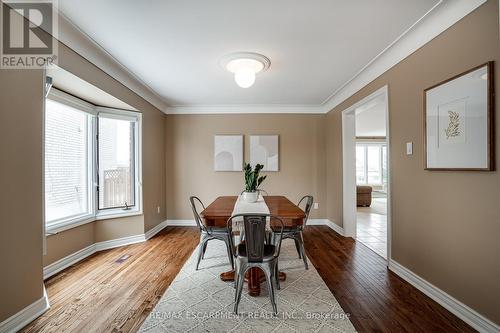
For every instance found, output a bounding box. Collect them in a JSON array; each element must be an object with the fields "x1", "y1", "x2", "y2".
[
  {"x1": 294, "y1": 238, "x2": 302, "y2": 259},
  {"x1": 272, "y1": 231, "x2": 309, "y2": 270},
  {"x1": 196, "y1": 233, "x2": 234, "y2": 270},
  {"x1": 233, "y1": 264, "x2": 247, "y2": 314},
  {"x1": 297, "y1": 232, "x2": 308, "y2": 270},
  {"x1": 196, "y1": 235, "x2": 209, "y2": 270},
  {"x1": 233, "y1": 262, "x2": 279, "y2": 315}
]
